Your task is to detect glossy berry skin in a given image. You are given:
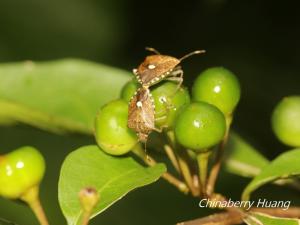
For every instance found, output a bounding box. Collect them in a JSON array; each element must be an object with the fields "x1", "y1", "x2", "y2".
[
  {"x1": 151, "y1": 81, "x2": 190, "y2": 129},
  {"x1": 174, "y1": 102, "x2": 226, "y2": 152},
  {"x1": 95, "y1": 99, "x2": 138, "y2": 155},
  {"x1": 120, "y1": 79, "x2": 140, "y2": 102},
  {"x1": 0, "y1": 147, "x2": 45, "y2": 199},
  {"x1": 271, "y1": 96, "x2": 300, "y2": 147},
  {"x1": 192, "y1": 67, "x2": 241, "y2": 116}
]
